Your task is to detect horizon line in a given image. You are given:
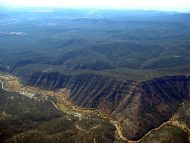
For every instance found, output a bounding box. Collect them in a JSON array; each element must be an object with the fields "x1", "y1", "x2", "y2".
[{"x1": 0, "y1": 4, "x2": 190, "y2": 13}]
